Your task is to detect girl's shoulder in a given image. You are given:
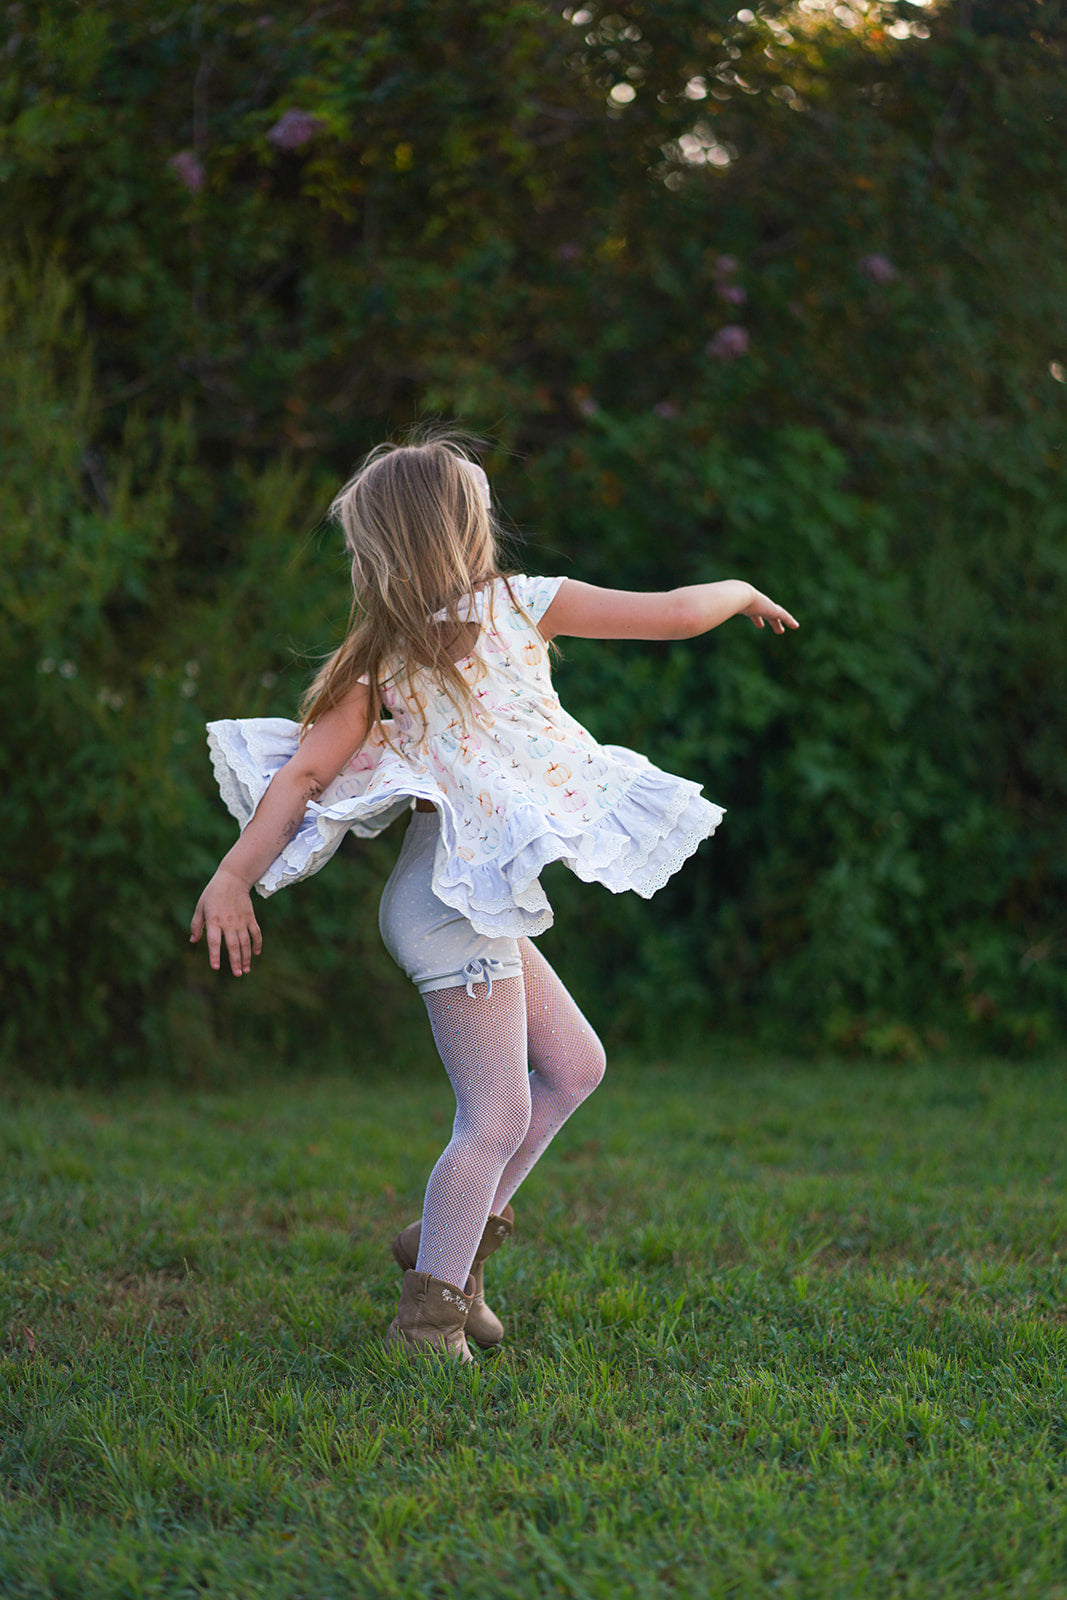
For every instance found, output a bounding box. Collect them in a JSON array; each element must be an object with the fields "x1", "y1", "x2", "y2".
[
  {"x1": 492, "y1": 573, "x2": 565, "y2": 629},
  {"x1": 433, "y1": 574, "x2": 562, "y2": 627}
]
